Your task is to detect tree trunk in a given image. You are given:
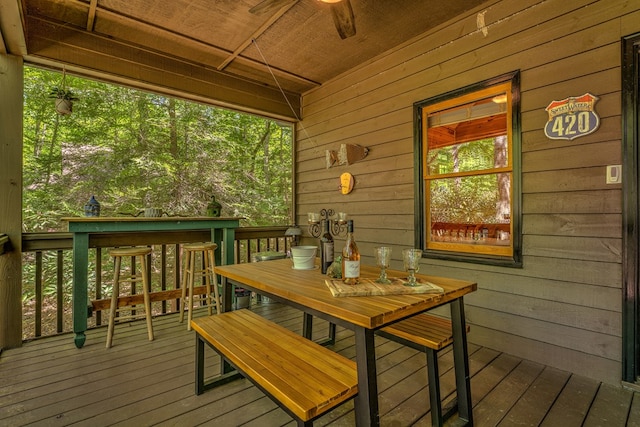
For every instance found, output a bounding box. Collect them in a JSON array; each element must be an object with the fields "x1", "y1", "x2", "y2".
[{"x1": 494, "y1": 135, "x2": 510, "y2": 221}]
